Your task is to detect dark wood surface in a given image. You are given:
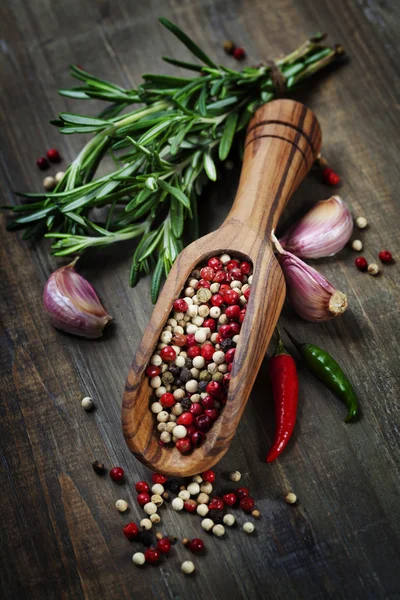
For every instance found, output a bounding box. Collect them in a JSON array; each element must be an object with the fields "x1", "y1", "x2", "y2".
[
  {"x1": 123, "y1": 100, "x2": 321, "y2": 477},
  {"x1": 1, "y1": 1, "x2": 399, "y2": 598}
]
